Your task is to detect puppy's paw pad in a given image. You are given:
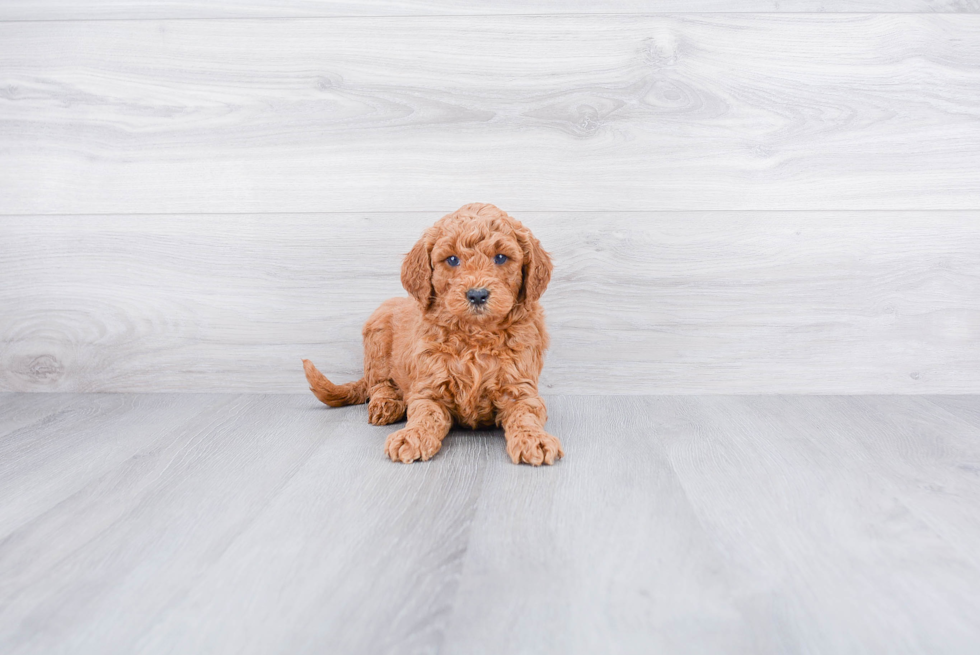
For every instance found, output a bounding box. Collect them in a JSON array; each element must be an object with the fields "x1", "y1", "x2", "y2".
[
  {"x1": 368, "y1": 398, "x2": 406, "y2": 425},
  {"x1": 507, "y1": 431, "x2": 564, "y2": 466},
  {"x1": 384, "y1": 428, "x2": 441, "y2": 463}
]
